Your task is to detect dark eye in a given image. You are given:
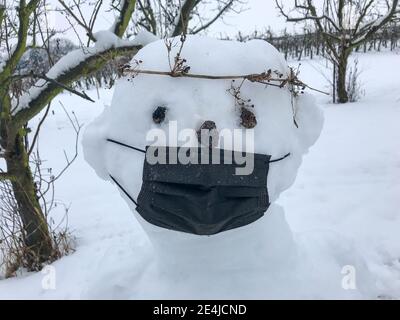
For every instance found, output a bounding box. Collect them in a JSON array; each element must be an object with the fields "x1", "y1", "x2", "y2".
[
  {"x1": 152, "y1": 106, "x2": 167, "y2": 124},
  {"x1": 240, "y1": 107, "x2": 257, "y2": 128}
]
